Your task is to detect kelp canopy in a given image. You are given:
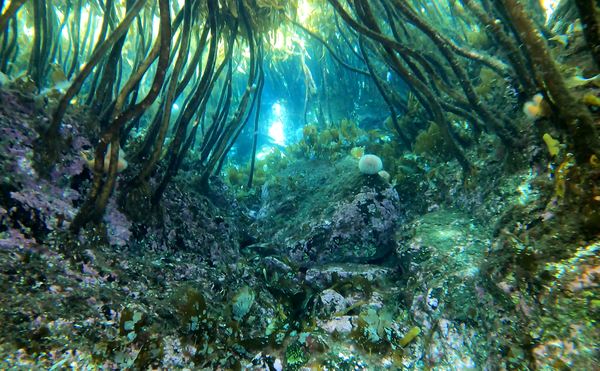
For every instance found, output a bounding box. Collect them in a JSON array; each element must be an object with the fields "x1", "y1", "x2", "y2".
[{"x1": 1, "y1": 0, "x2": 600, "y2": 246}]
